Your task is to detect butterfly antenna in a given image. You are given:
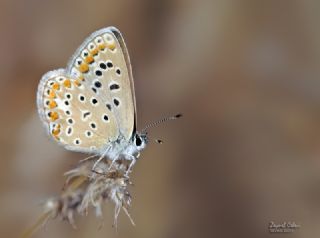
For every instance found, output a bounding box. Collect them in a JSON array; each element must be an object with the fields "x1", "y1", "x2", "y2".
[{"x1": 141, "y1": 113, "x2": 182, "y2": 134}]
